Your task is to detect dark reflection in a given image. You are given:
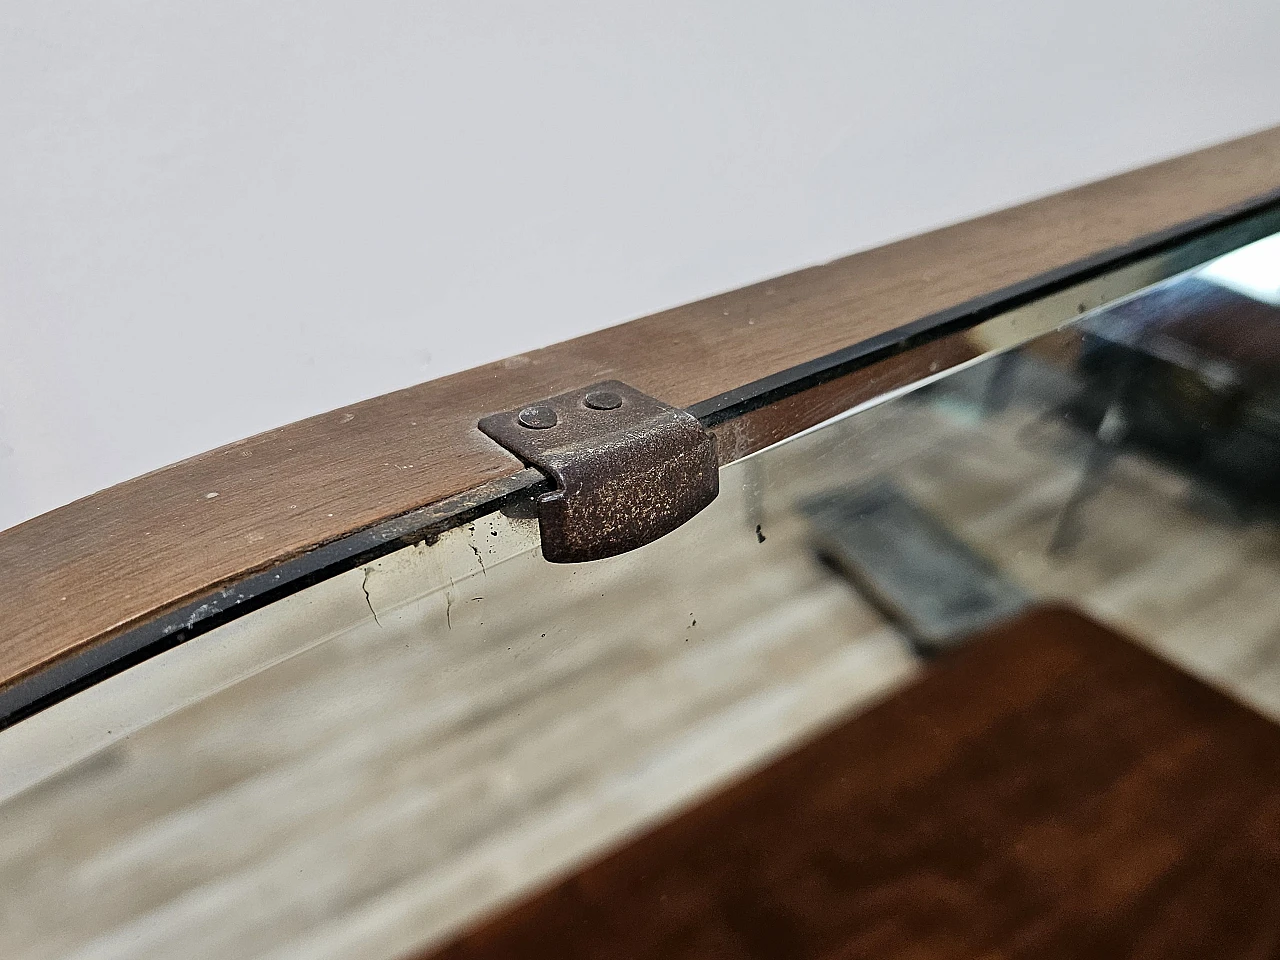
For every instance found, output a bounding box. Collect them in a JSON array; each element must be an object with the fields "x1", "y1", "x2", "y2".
[
  {"x1": 1072, "y1": 275, "x2": 1280, "y2": 515},
  {"x1": 805, "y1": 480, "x2": 1030, "y2": 655},
  {"x1": 799, "y1": 254, "x2": 1280, "y2": 658}
]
